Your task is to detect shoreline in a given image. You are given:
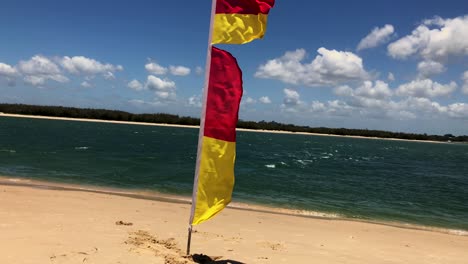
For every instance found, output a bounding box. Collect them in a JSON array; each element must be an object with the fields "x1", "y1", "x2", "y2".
[
  {"x1": 1, "y1": 176, "x2": 466, "y2": 237},
  {"x1": 0, "y1": 112, "x2": 450, "y2": 144},
  {"x1": 3, "y1": 177, "x2": 468, "y2": 263}
]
